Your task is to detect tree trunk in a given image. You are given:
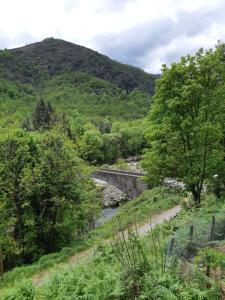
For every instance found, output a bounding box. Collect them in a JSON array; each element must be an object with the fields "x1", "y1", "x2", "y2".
[
  {"x1": 0, "y1": 245, "x2": 3, "y2": 277},
  {"x1": 215, "y1": 185, "x2": 221, "y2": 199},
  {"x1": 206, "y1": 265, "x2": 211, "y2": 288},
  {"x1": 210, "y1": 216, "x2": 216, "y2": 241},
  {"x1": 190, "y1": 184, "x2": 202, "y2": 207}
]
